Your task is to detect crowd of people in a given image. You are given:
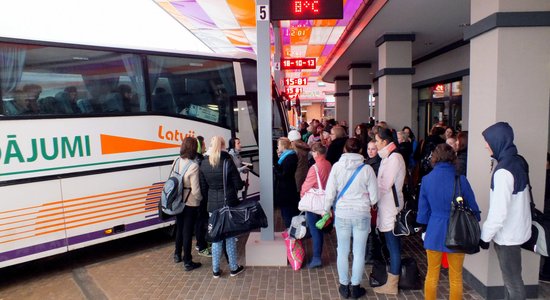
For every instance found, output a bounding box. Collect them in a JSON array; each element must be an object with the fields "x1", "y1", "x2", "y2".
[
  {"x1": 168, "y1": 119, "x2": 536, "y2": 300},
  {"x1": 274, "y1": 118, "x2": 534, "y2": 299}
]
